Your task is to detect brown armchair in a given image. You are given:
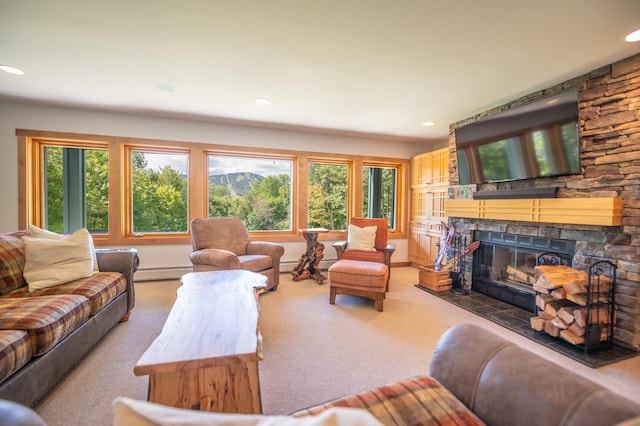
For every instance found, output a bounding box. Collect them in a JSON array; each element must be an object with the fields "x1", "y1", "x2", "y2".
[
  {"x1": 332, "y1": 217, "x2": 395, "y2": 290},
  {"x1": 189, "y1": 217, "x2": 285, "y2": 291}
]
